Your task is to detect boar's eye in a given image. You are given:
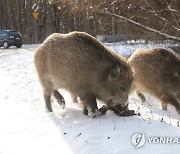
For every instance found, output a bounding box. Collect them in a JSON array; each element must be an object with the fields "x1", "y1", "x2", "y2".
[{"x1": 108, "y1": 65, "x2": 121, "y2": 81}]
